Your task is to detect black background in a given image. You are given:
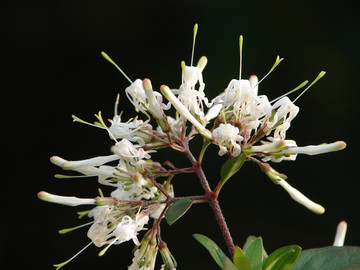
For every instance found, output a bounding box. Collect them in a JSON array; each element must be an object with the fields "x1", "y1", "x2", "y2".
[{"x1": 2, "y1": 0, "x2": 359, "y2": 269}]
